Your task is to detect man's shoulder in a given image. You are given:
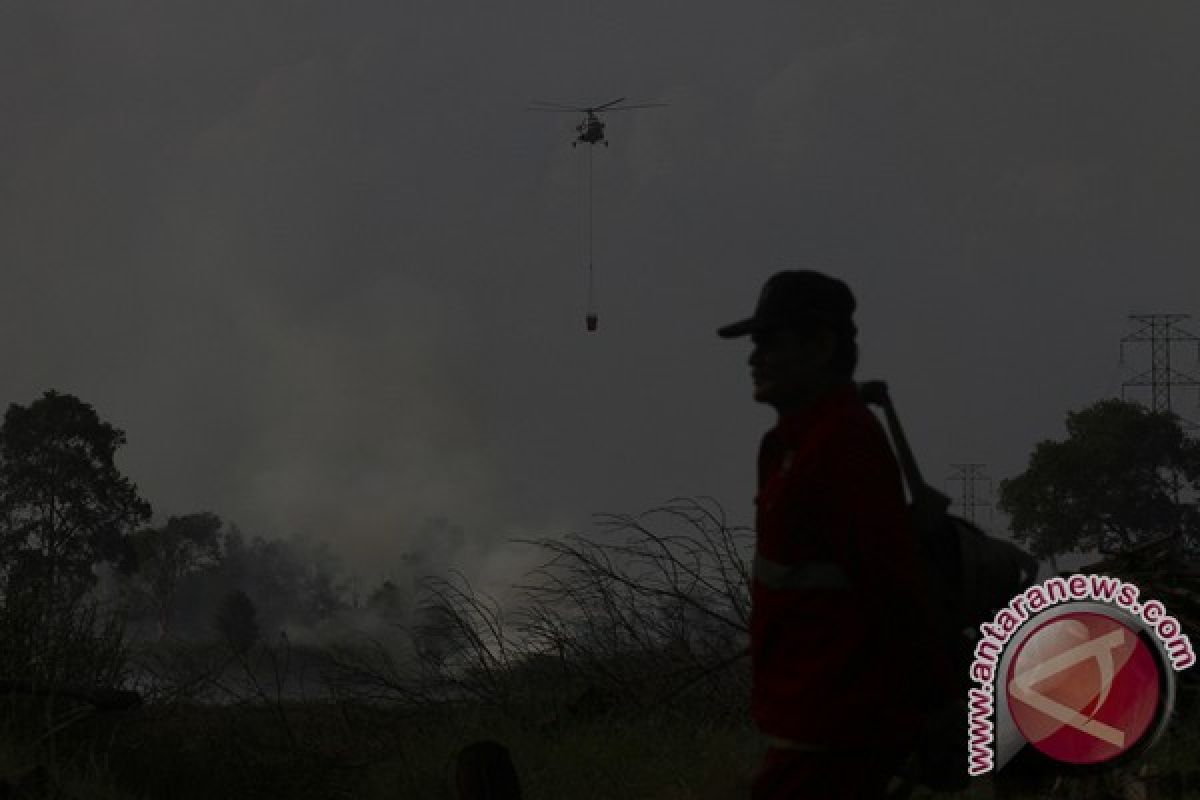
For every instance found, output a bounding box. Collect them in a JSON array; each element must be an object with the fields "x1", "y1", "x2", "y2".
[
  {"x1": 818, "y1": 399, "x2": 898, "y2": 473},
  {"x1": 823, "y1": 393, "x2": 889, "y2": 443},
  {"x1": 769, "y1": 387, "x2": 892, "y2": 462}
]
